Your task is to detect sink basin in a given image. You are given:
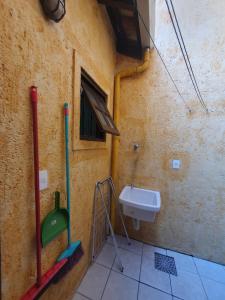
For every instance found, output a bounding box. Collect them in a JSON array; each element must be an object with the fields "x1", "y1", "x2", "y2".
[{"x1": 119, "y1": 186, "x2": 161, "y2": 222}]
